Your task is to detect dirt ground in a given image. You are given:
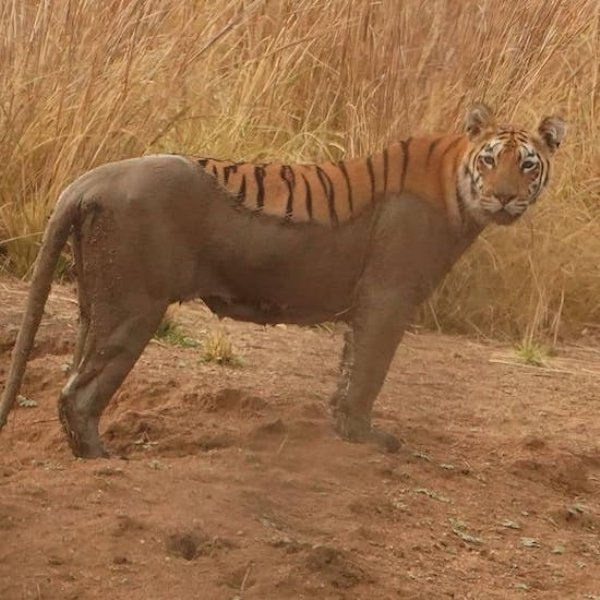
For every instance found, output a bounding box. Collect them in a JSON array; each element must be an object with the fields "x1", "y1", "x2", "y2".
[{"x1": 0, "y1": 278, "x2": 599, "y2": 600}]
